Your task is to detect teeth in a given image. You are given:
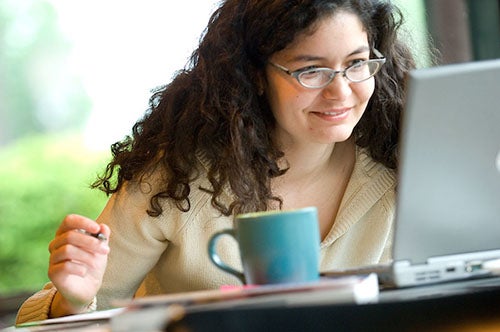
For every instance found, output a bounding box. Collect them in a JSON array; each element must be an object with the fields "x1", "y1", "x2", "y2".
[{"x1": 323, "y1": 111, "x2": 342, "y2": 116}]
